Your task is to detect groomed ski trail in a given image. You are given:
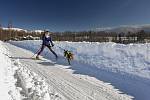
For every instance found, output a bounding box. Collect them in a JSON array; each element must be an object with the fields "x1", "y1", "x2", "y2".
[{"x1": 6, "y1": 43, "x2": 133, "y2": 100}]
